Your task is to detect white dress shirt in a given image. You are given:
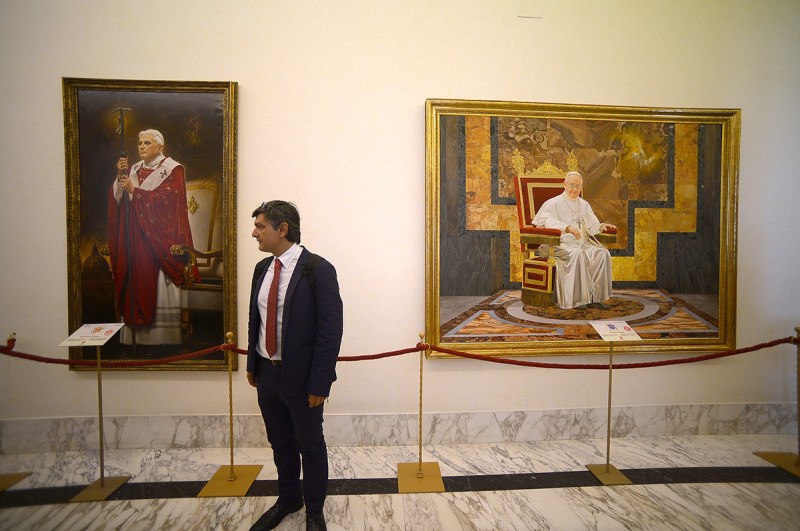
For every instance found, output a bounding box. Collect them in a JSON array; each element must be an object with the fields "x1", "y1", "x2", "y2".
[{"x1": 256, "y1": 243, "x2": 302, "y2": 360}]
